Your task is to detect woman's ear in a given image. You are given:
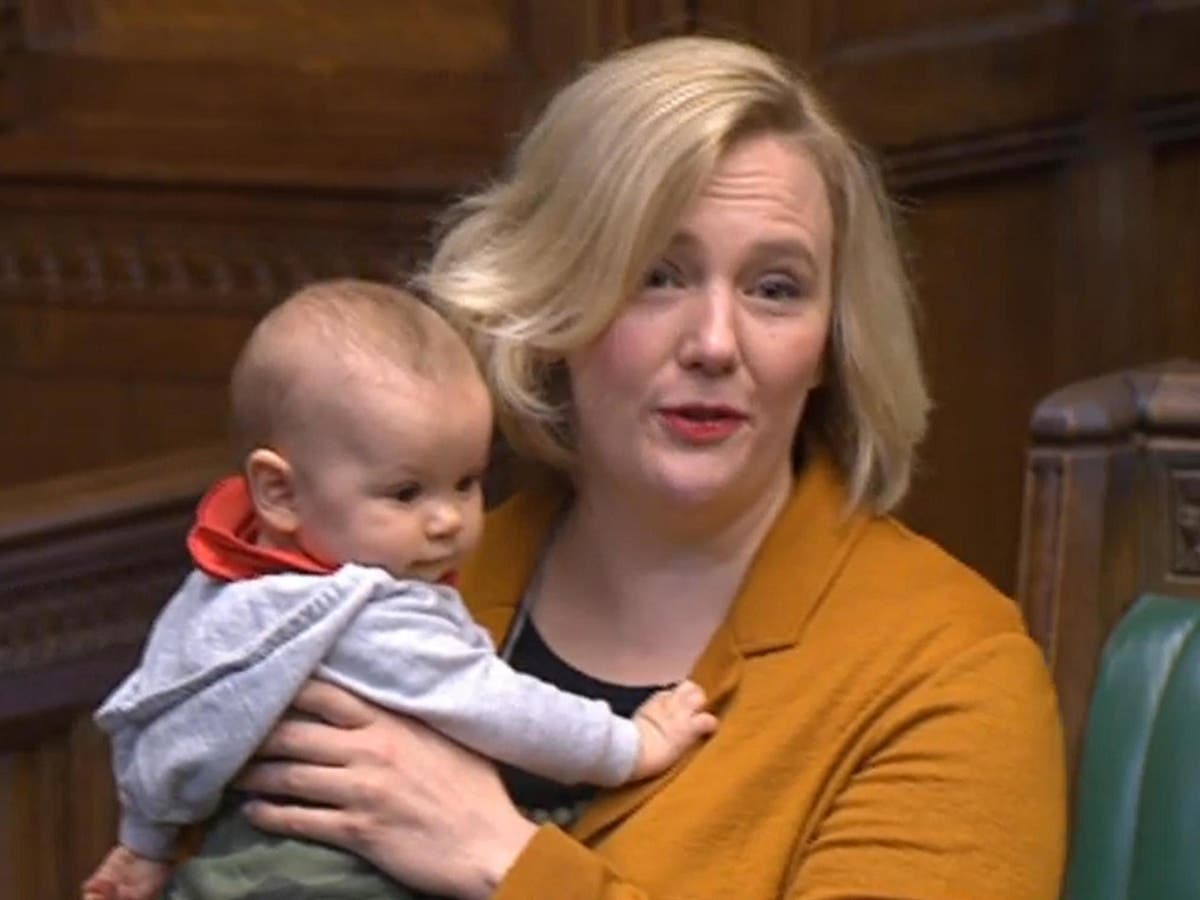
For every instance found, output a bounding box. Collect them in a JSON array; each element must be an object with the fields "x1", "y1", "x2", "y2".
[{"x1": 245, "y1": 448, "x2": 301, "y2": 535}]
